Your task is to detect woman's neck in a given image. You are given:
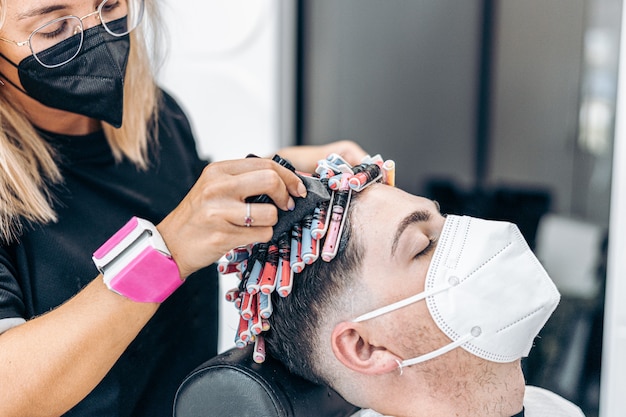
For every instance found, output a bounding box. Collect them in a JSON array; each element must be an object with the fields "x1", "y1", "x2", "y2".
[{"x1": 4, "y1": 79, "x2": 101, "y2": 135}]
